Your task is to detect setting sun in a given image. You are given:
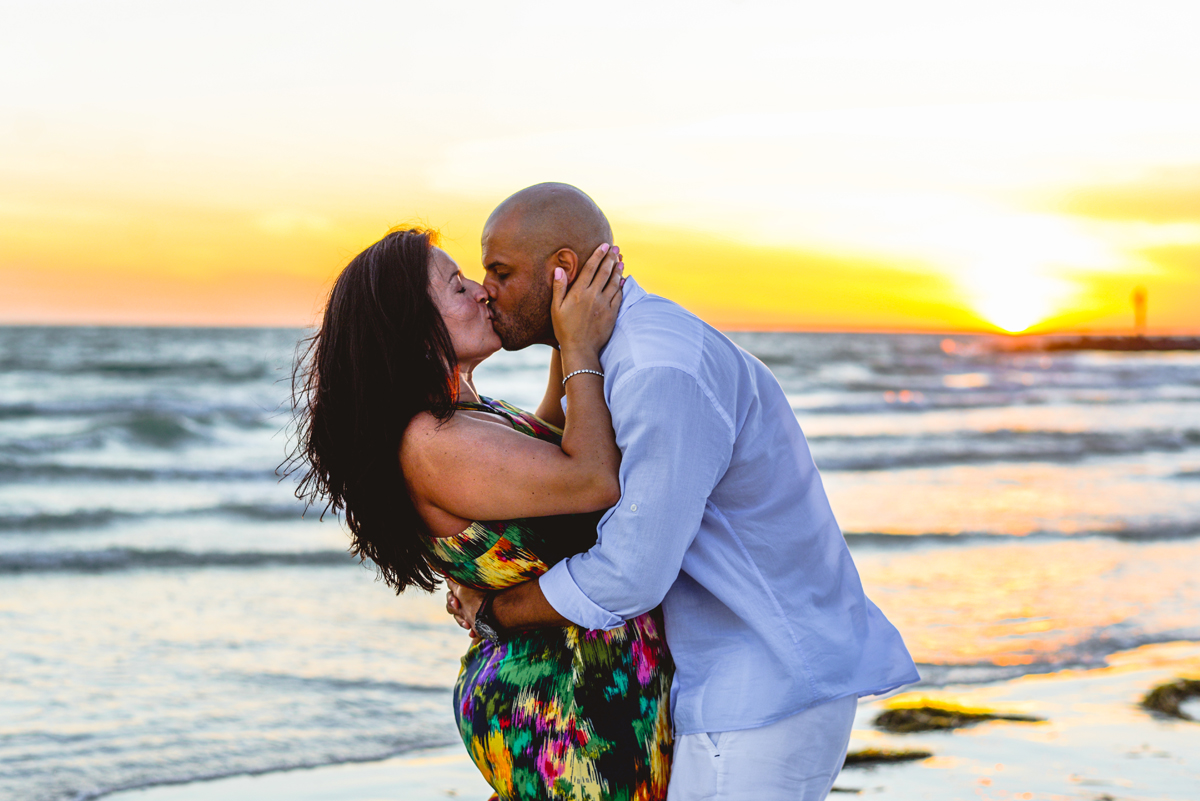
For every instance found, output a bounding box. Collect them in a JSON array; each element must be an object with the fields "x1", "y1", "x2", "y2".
[{"x1": 969, "y1": 272, "x2": 1072, "y2": 334}]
